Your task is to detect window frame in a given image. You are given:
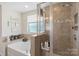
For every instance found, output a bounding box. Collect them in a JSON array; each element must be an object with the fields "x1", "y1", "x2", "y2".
[{"x1": 27, "y1": 14, "x2": 45, "y2": 34}]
